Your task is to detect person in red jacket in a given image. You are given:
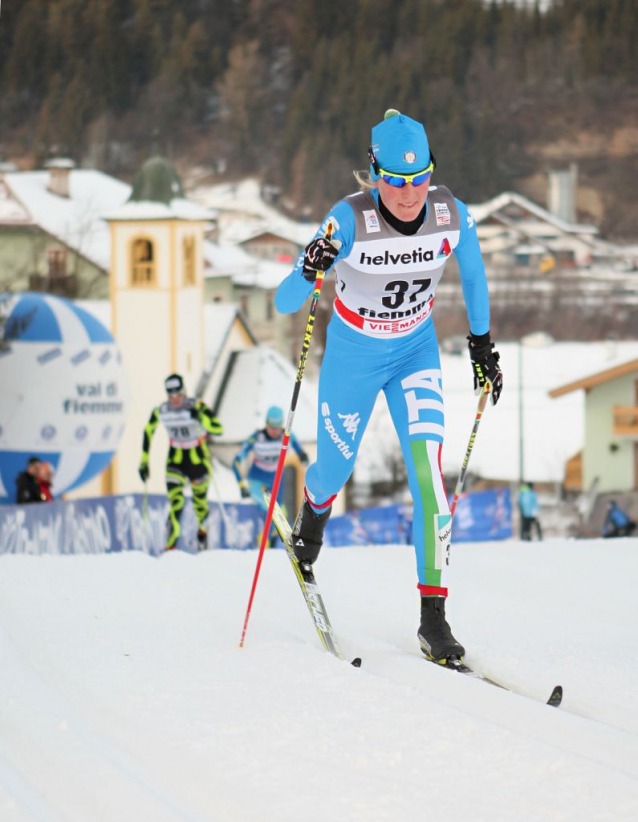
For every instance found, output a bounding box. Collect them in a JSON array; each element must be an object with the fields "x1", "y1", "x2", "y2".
[{"x1": 38, "y1": 462, "x2": 55, "y2": 502}]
